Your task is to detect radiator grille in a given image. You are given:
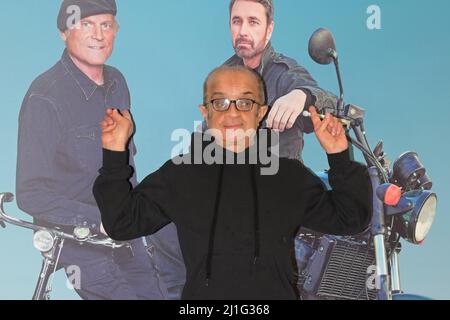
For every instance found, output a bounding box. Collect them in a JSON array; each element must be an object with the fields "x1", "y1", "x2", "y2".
[{"x1": 317, "y1": 240, "x2": 377, "y2": 300}]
